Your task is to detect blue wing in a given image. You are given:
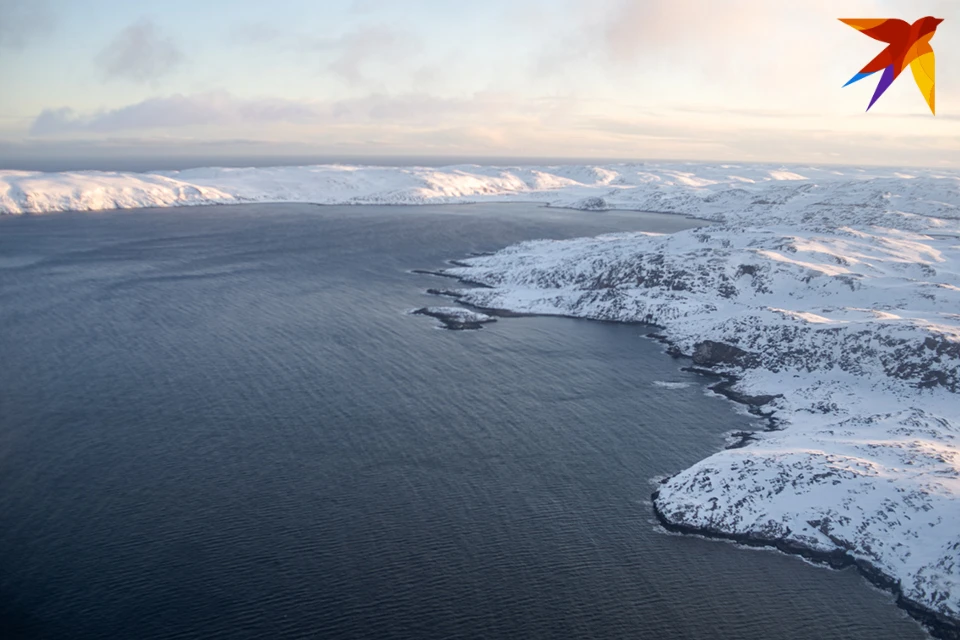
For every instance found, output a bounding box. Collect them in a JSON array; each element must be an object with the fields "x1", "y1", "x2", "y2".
[{"x1": 843, "y1": 70, "x2": 878, "y2": 87}]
